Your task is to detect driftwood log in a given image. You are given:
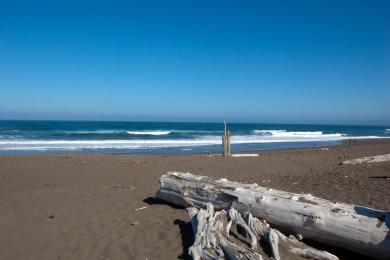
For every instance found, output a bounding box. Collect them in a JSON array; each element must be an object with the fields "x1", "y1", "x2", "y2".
[
  {"x1": 187, "y1": 203, "x2": 338, "y2": 260},
  {"x1": 342, "y1": 154, "x2": 390, "y2": 165},
  {"x1": 156, "y1": 172, "x2": 390, "y2": 259}
]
